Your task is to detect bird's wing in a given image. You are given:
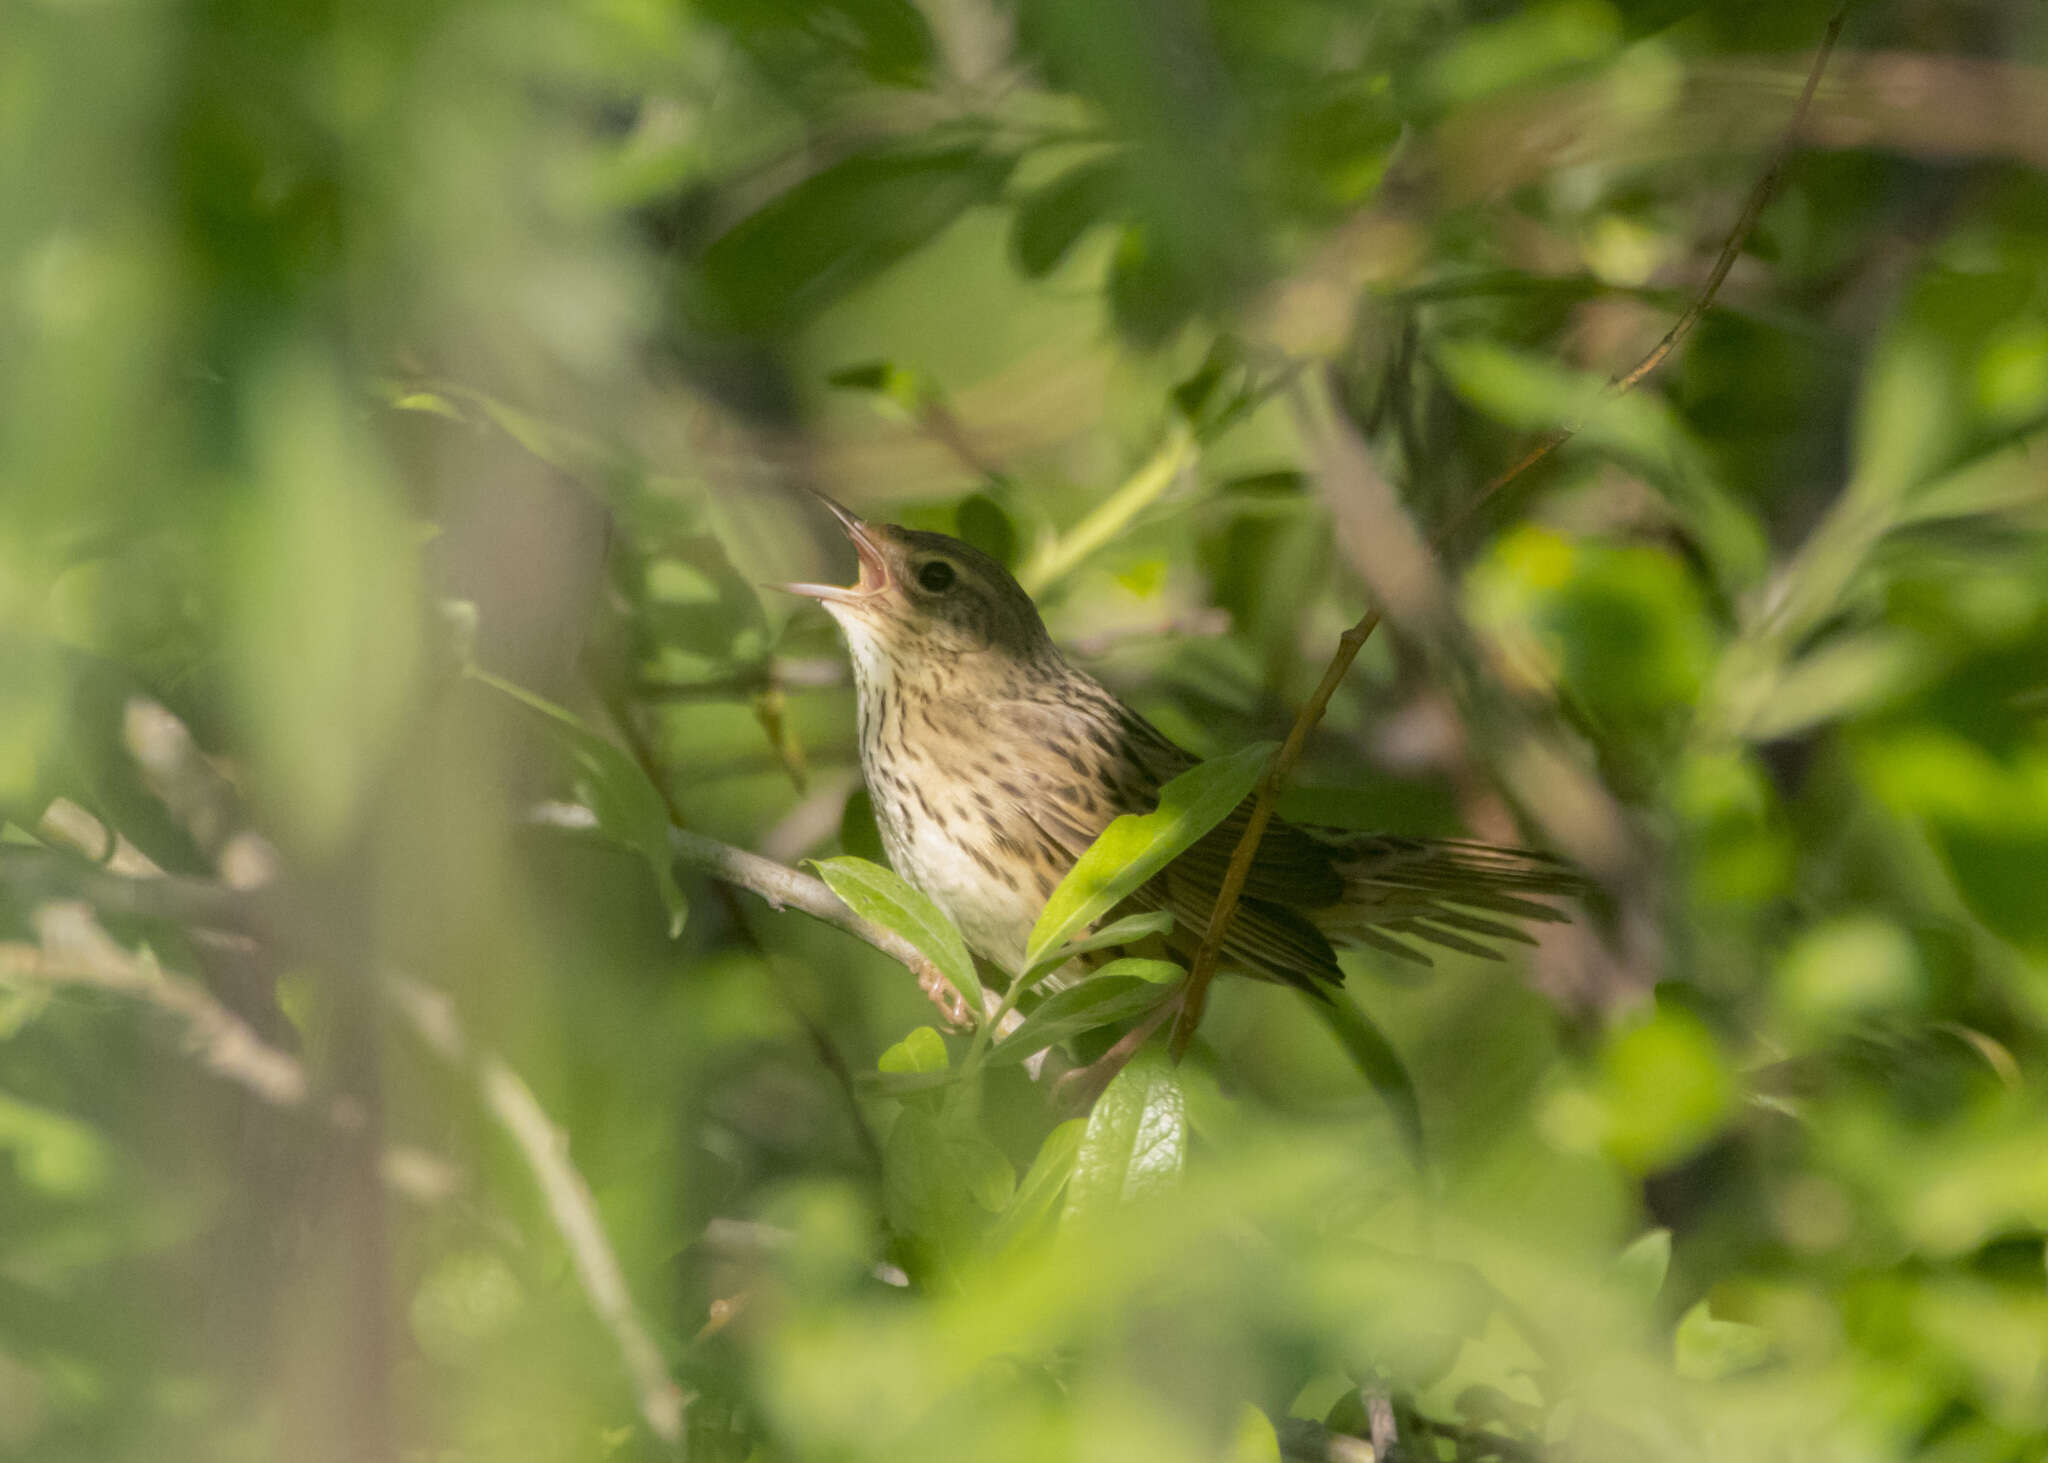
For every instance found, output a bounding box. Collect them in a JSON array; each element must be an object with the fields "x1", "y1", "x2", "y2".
[{"x1": 997, "y1": 698, "x2": 1346, "y2": 993}]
